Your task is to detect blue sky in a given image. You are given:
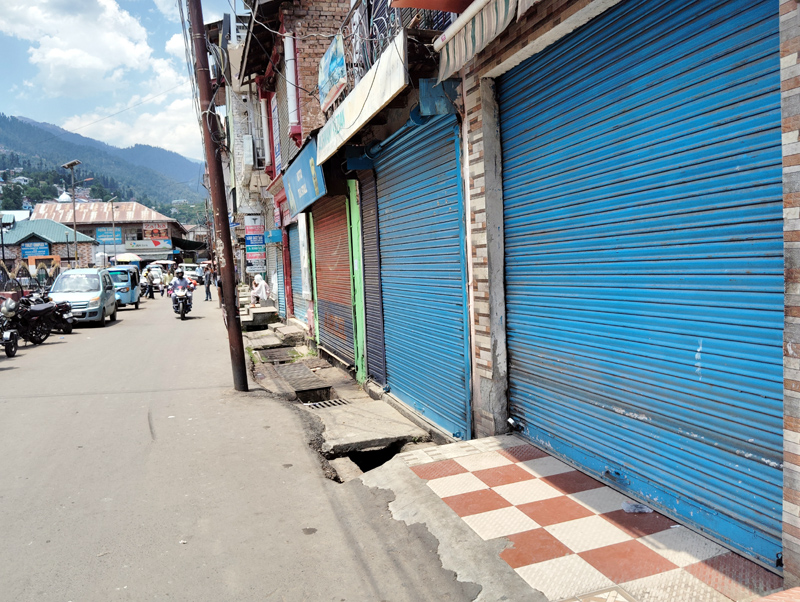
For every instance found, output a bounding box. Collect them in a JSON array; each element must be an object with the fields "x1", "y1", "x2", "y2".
[{"x1": 0, "y1": 0, "x2": 240, "y2": 161}]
